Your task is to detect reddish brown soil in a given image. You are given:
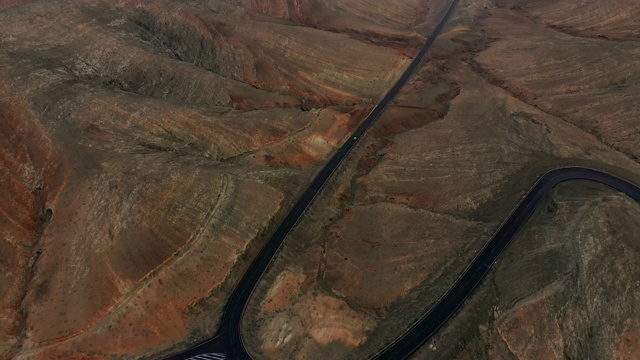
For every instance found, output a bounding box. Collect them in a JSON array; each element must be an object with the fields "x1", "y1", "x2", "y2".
[
  {"x1": 0, "y1": 1, "x2": 426, "y2": 359},
  {"x1": 243, "y1": 0, "x2": 640, "y2": 359}
]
